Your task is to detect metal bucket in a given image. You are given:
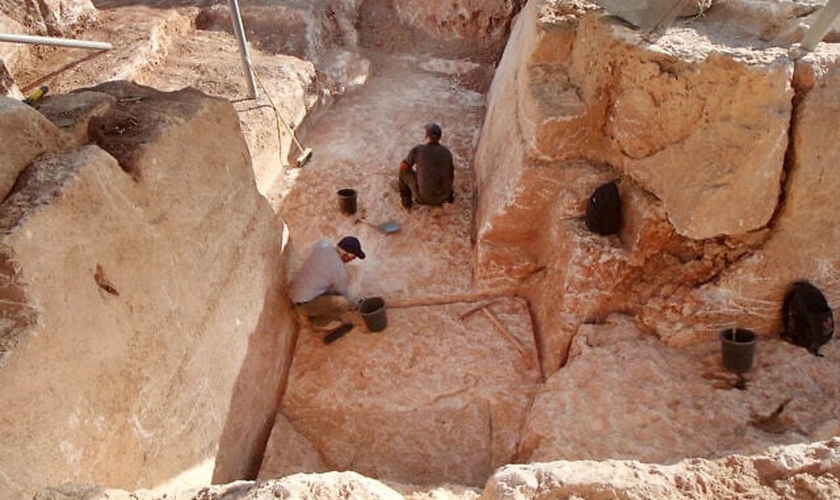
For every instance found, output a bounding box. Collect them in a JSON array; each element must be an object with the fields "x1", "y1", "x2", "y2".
[
  {"x1": 720, "y1": 328, "x2": 757, "y2": 373},
  {"x1": 359, "y1": 297, "x2": 387, "y2": 332},
  {"x1": 337, "y1": 188, "x2": 357, "y2": 215}
]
